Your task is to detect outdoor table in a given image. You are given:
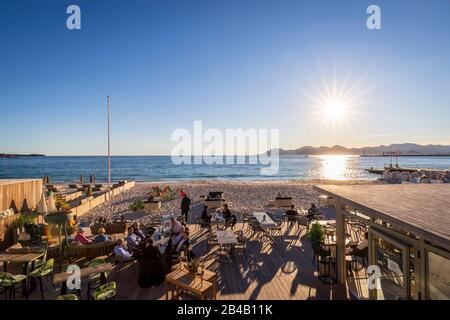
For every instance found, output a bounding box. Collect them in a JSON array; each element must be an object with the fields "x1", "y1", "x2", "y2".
[
  {"x1": 53, "y1": 262, "x2": 113, "y2": 295},
  {"x1": 252, "y1": 212, "x2": 278, "y2": 242},
  {"x1": 165, "y1": 267, "x2": 215, "y2": 300},
  {"x1": 153, "y1": 236, "x2": 170, "y2": 254},
  {"x1": 172, "y1": 262, "x2": 217, "y2": 299},
  {"x1": 216, "y1": 230, "x2": 237, "y2": 263},
  {"x1": 313, "y1": 219, "x2": 336, "y2": 229},
  {"x1": 0, "y1": 252, "x2": 44, "y2": 294},
  {"x1": 252, "y1": 212, "x2": 277, "y2": 229},
  {"x1": 161, "y1": 213, "x2": 181, "y2": 222}
]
